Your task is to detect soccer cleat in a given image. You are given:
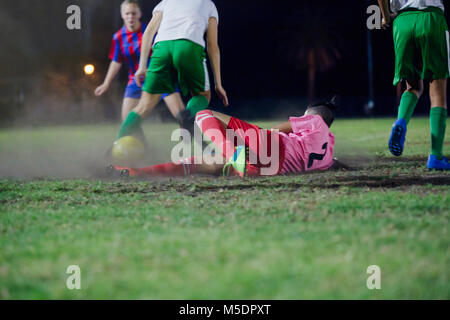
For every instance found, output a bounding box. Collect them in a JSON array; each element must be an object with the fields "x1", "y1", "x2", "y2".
[
  {"x1": 427, "y1": 155, "x2": 450, "y2": 171},
  {"x1": 388, "y1": 119, "x2": 407, "y2": 156},
  {"x1": 223, "y1": 145, "x2": 248, "y2": 178},
  {"x1": 105, "y1": 165, "x2": 131, "y2": 179}
]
